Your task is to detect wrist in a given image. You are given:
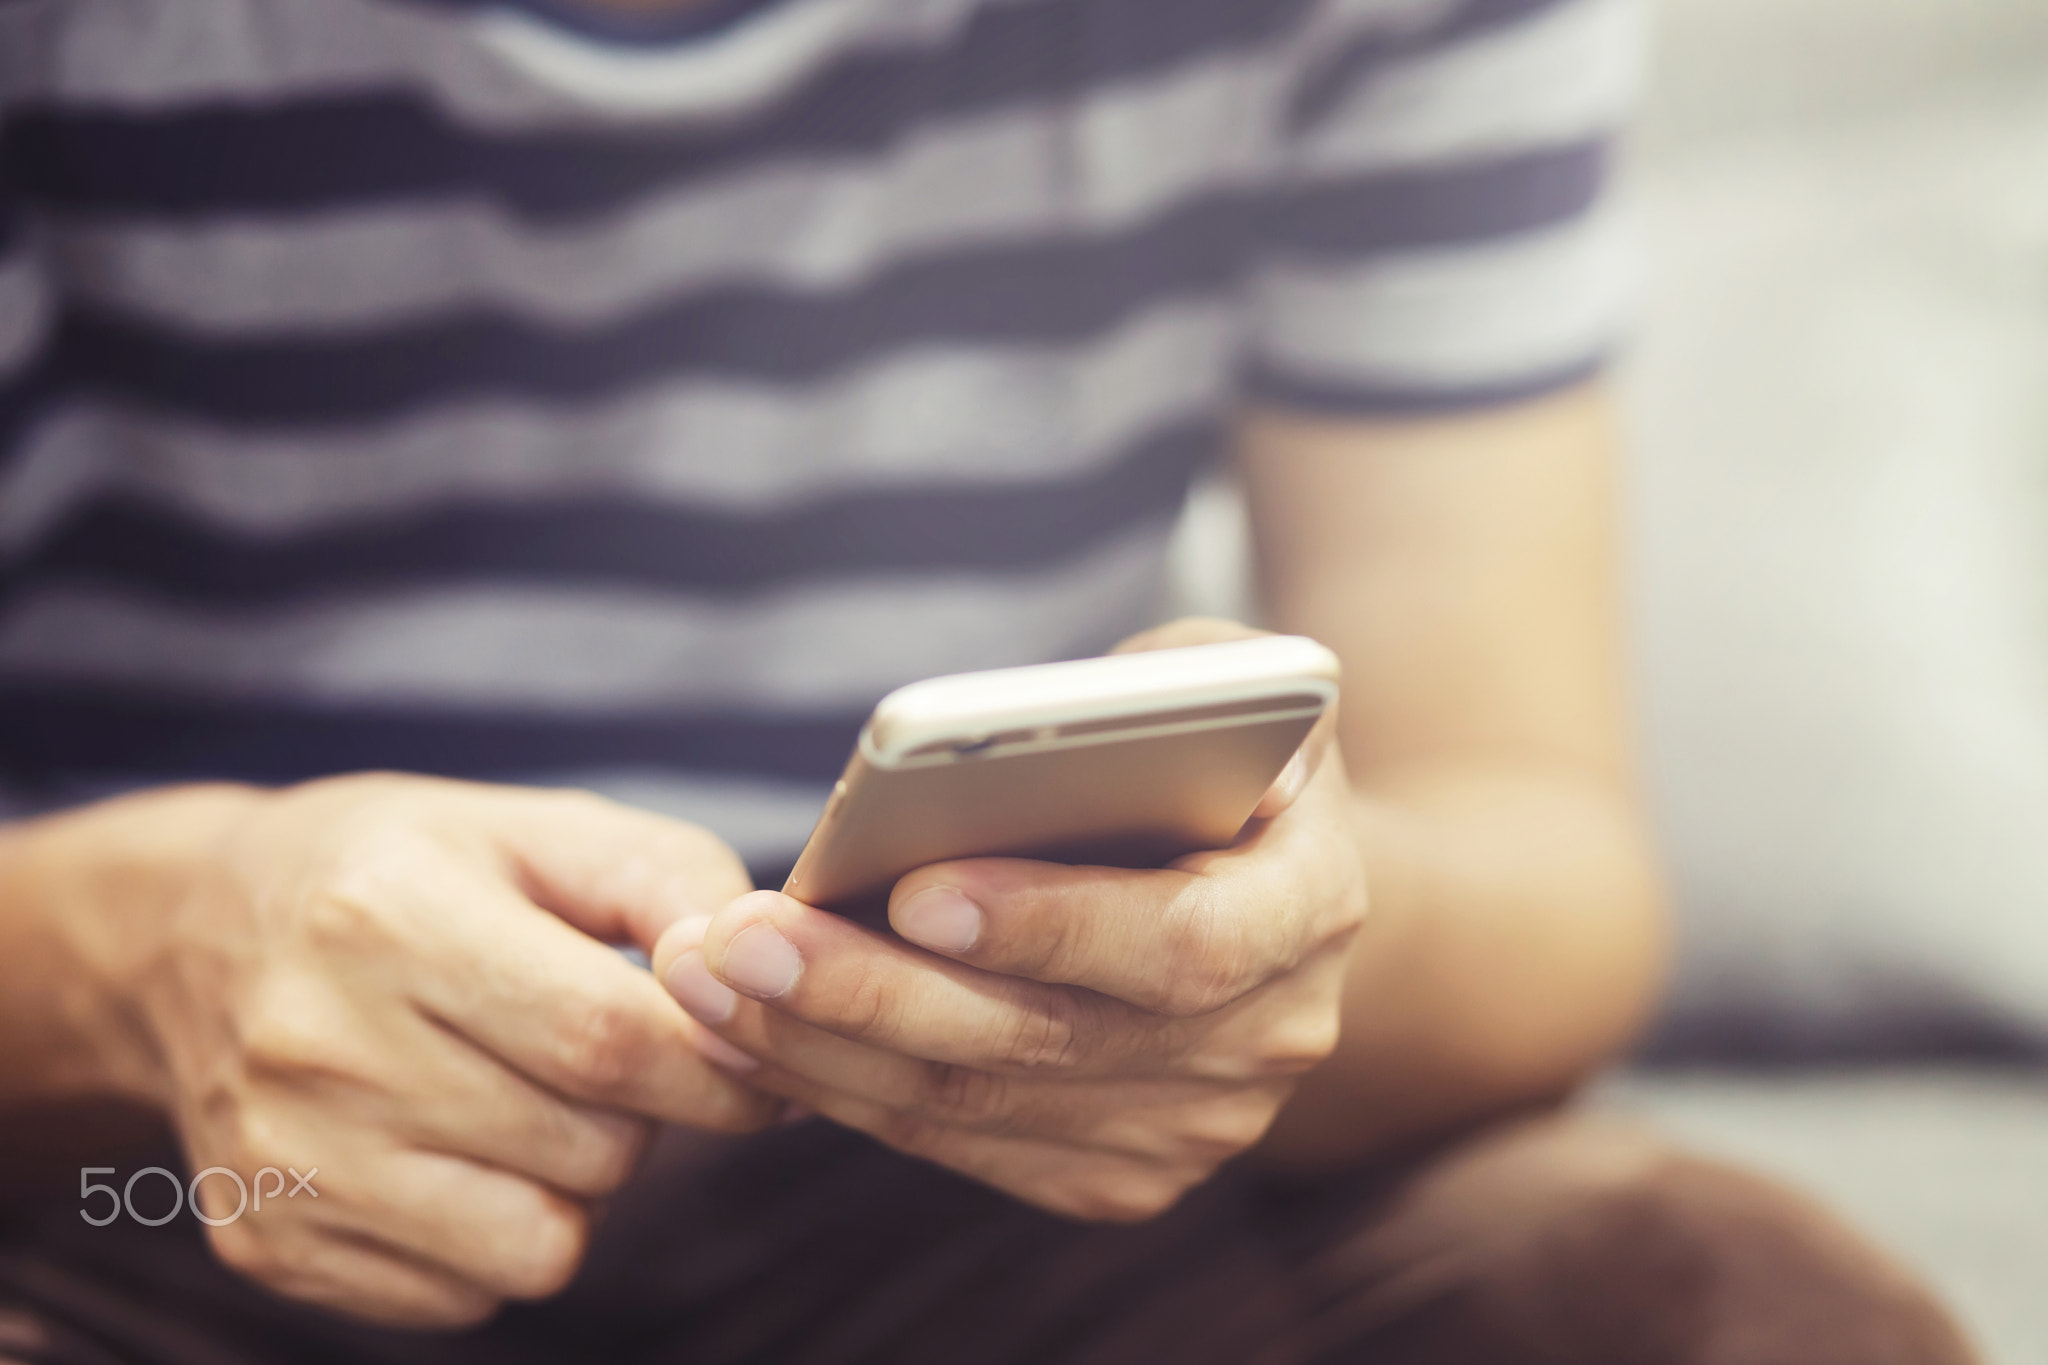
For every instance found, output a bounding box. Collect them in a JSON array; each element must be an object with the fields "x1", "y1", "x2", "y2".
[{"x1": 0, "y1": 784, "x2": 264, "y2": 1107}]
